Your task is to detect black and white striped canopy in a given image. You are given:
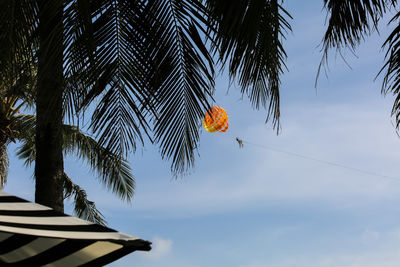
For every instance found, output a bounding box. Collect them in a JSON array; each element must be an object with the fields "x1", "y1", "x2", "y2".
[{"x1": 0, "y1": 191, "x2": 151, "y2": 266}]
